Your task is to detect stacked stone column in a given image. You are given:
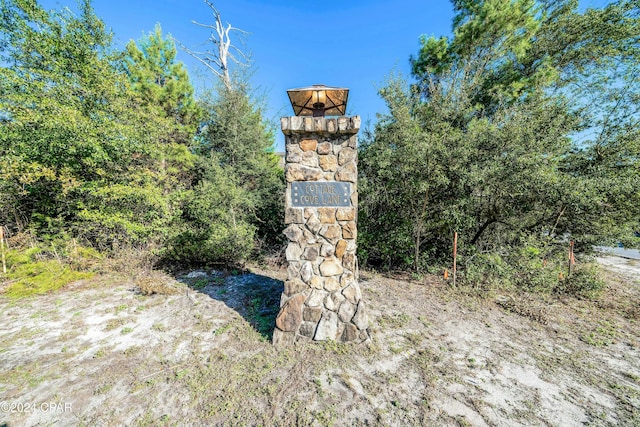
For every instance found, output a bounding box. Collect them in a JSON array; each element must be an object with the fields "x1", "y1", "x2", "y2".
[{"x1": 273, "y1": 116, "x2": 369, "y2": 346}]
